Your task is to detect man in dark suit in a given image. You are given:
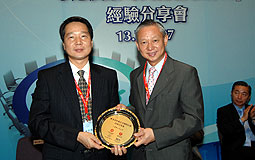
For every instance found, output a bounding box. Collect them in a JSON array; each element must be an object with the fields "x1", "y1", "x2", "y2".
[
  {"x1": 28, "y1": 16, "x2": 120, "y2": 160},
  {"x1": 217, "y1": 81, "x2": 255, "y2": 160},
  {"x1": 115, "y1": 19, "x2": 204, "y2": 160}
]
